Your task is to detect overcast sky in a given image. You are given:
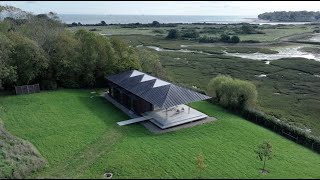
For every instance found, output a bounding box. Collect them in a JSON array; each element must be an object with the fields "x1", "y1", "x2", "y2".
[{"x1": 1, "y1": 1, "x2": 320, "y2": 16}]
